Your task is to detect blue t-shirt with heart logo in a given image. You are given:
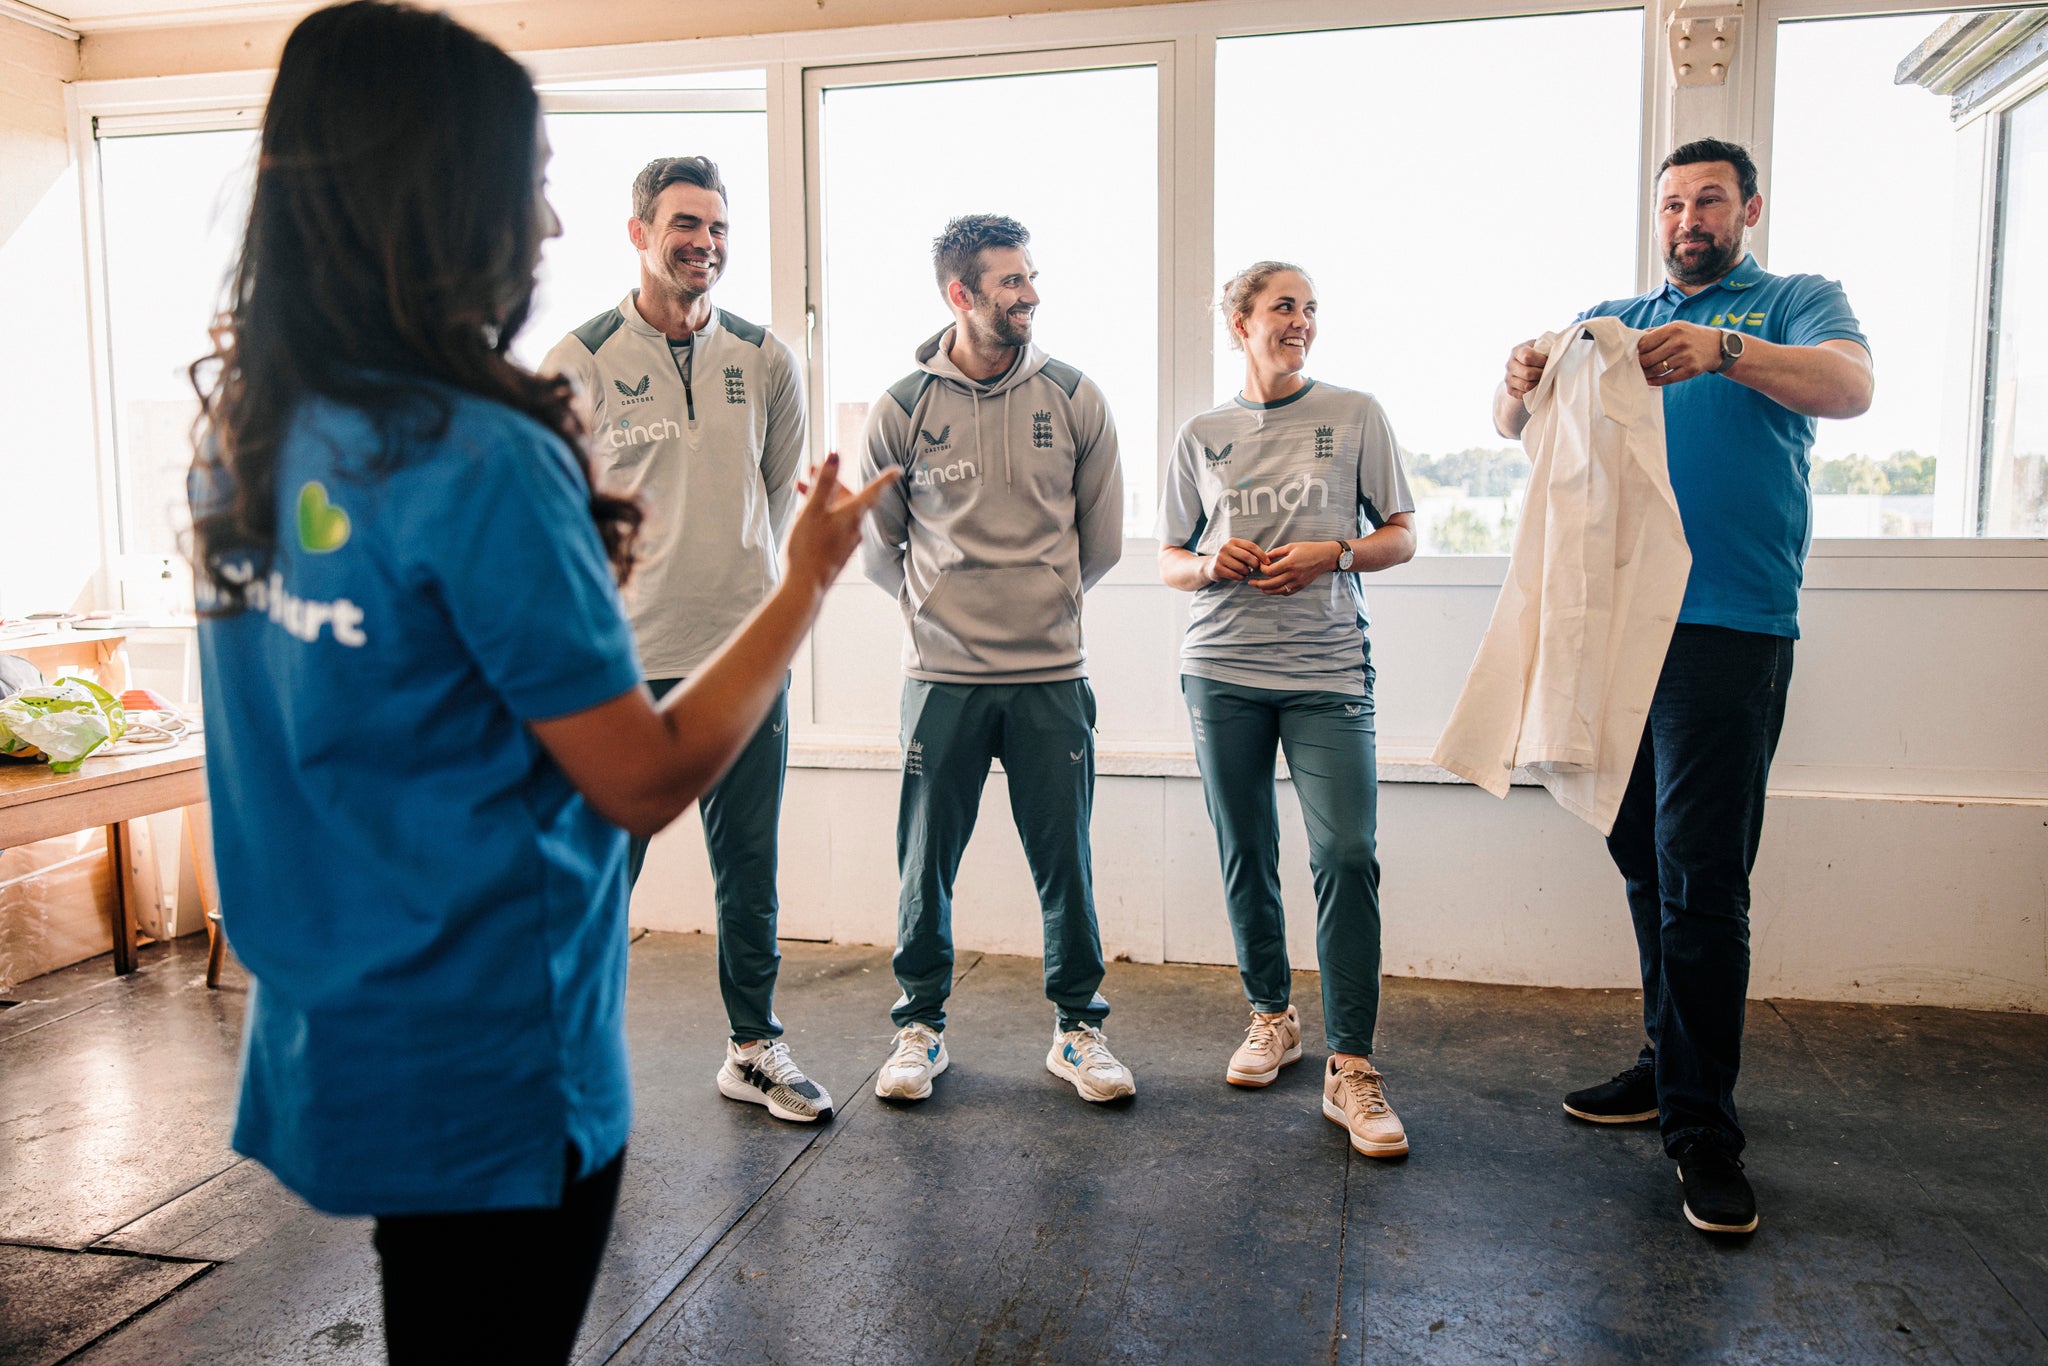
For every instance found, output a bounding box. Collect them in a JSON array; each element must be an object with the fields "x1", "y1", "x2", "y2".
[
  {"x1": 1576, "y1": 253, "x2": 1869, "y2": 638},
  {"x1": 194, "y1": 382, "x2": 643, "y2": 1216}
]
